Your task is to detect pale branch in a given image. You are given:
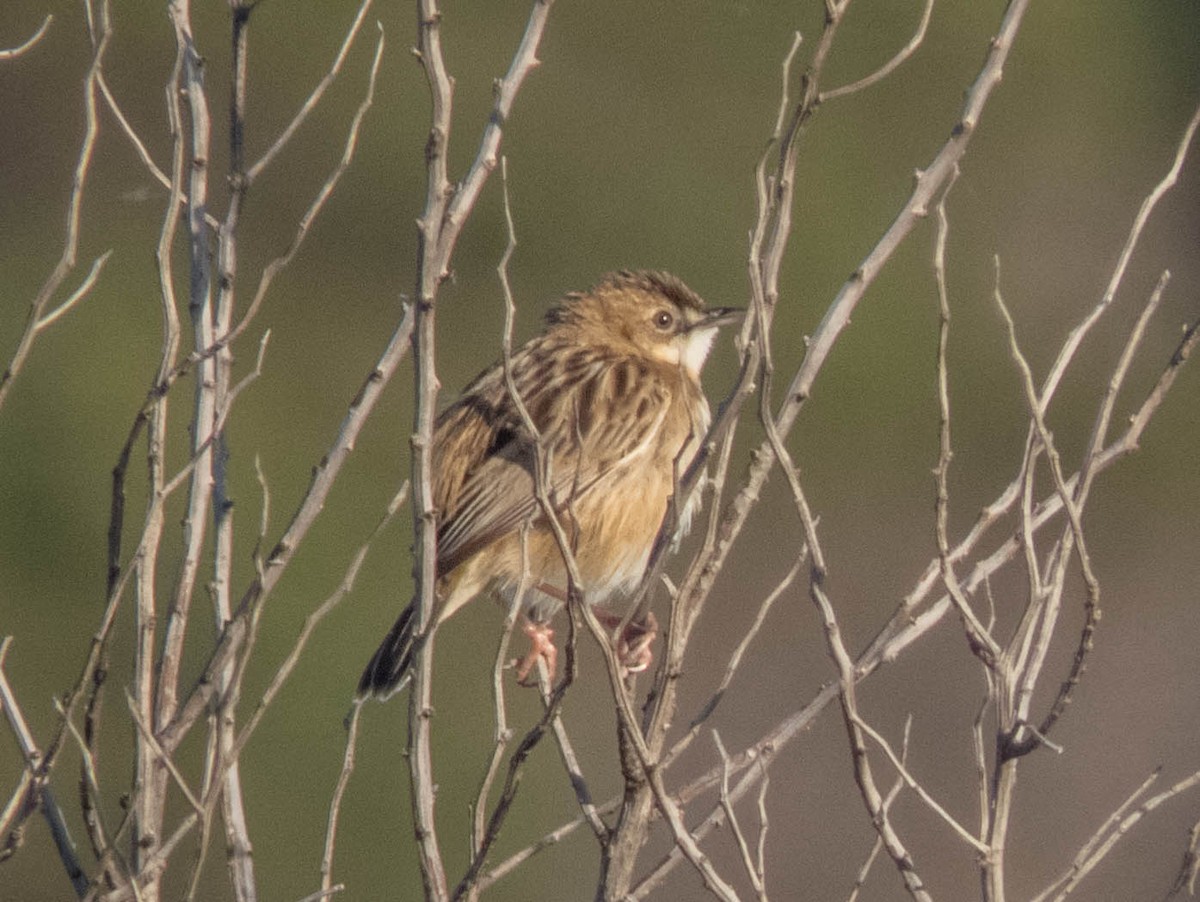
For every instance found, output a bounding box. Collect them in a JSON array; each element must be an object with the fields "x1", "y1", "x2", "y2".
[
  {"x1": 0, "y1": 13, "x2": 52, "y2": 59},
  {"x1": 1032, "y1": 768, "x2": 1200, "y2": 902},
  {"x1": 820, "y1": 0, "x2": 934, "y2": 101},
  {"x1": 854, "y1": 718, "x2": 987, "y2": 855},
  {"x1": 0, "y1": 640, "x2": 88, "y2": 894},
  {"x1": 35, "y1": 251, "x2": 112, "y2": 331},
  {"x1": 58, "y1": 697, "x2": 127, "y2": 896},
  {"x1": 247, "y1": 0, "x2": 374, "y2": 181},
  {"x1": 428, "y1": 0, "x2": 558, "y2": 283},
  {"x1": 319, "y1": 702, "x2": 363, "y2": 901},
  {"x1": 406, "y1": 2, "x2": 557, "y2": 897},
  {"x1": 470, "y1": 540, "x2": 527, "y2": 865},
  {"x1": 157, "y1": 300, "x2": 416, "y2": 753},
  {"x1": 224, "y1": 22, "x2": 386, "y2": 350},
  {"x1": 231, "y1": 482, "x2": 410, "y2": 762},
  {"x1": 992, "y1": 264, "x2": 1102, "y2": 761},
  {"x1": 123, "y1": 692, "x2": 203, "y2": 817},
  {"x1": 848, "y1": 717, "x2": 912, "y2": 902},
  {"x1": 789, "y1": 0, "x2": 1032, "y2": 409},
  {"x1": 1032, "y1": 270, "x2": 1169, "y2": 743},
  {"x1": 671, "y1": 551, "x2": 804, "y2": 765},
  {"x1": 931, "y1": 165, "x2": 1002, "y2": 668},
  {"x1": 408, "y1": 1, "x2": 460, "y2": 894},
  {"x1": 130, "y1": 15, "x2": 385, "y2": 759},
  {"x1": 0, "y1": 2, "x2": 108, "y2": 412},
  {"x1": 813, "y1": 578, "x2": 931, "y2": 900},
  {"x1": 154, "y1": 0, "x2": 216, "y2": 741},
  {"x1": 1035, "y1": 102, "x2": 1199, "y2": 410},
  {"x1": 714, "y1": 731, "x2": 767, "y2": 900}
]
